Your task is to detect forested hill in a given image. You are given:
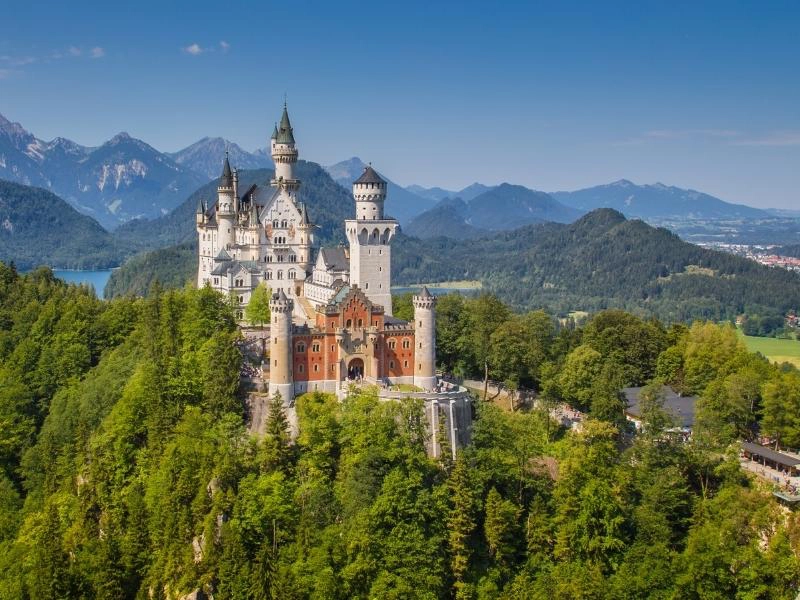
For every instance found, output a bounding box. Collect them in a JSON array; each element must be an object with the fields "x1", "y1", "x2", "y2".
[
  {"x1": 0, "y1": 180, "x2": 130, "y2": 270},
  {"x1": 114, "y1": 161, "x2": 353, "y2": 252},
  {"x1": 393, "y1": 208, "x2": 800, "y2": 321}
]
